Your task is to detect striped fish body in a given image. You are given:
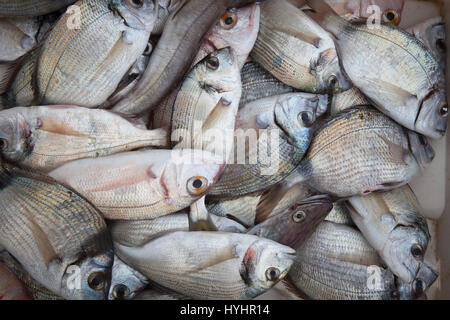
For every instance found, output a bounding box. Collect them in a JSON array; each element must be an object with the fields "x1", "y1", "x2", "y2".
[{"x1": 0, "y1": 0, "x2": 75, "y2": 17}]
